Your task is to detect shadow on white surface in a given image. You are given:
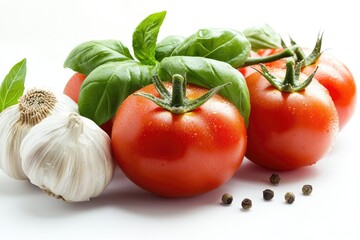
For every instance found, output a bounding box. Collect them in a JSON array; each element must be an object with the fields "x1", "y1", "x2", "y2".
[{"x1": 9, "y1": 168, "x2": 223, "y2": 219}]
